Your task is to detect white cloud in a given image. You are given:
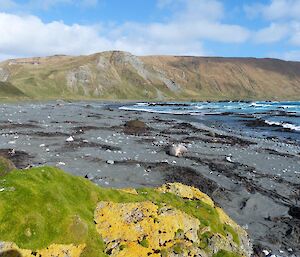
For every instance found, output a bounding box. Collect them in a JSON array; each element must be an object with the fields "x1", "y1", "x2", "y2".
[
  {"x1": 0, "y1": 0, "x2": 252, "y2": 59},
  {"x1": 254, "y1": 23, "x2": 290, "y2": 43},
  {"x1": 245, "y1": 0, "x2": 300, "y2": 21},
  {"x1": 118, "y1": 0, "x2": 249, "y2": 46},
  {"x1": 289, "y1": 21, "x2": 300, "y2": 45},
  {"x1": 270, "y1": 49, "x2": 300, "y2": 61},
  {"x1": 0, "y1": 13, "x2": 110, "y2": 57},
  {"x1": 282, "y1": 50, "x2": 300, "y2": 60},
  {"x1": 0, "y1": 12, "x2": 205, "y2": 58}
]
